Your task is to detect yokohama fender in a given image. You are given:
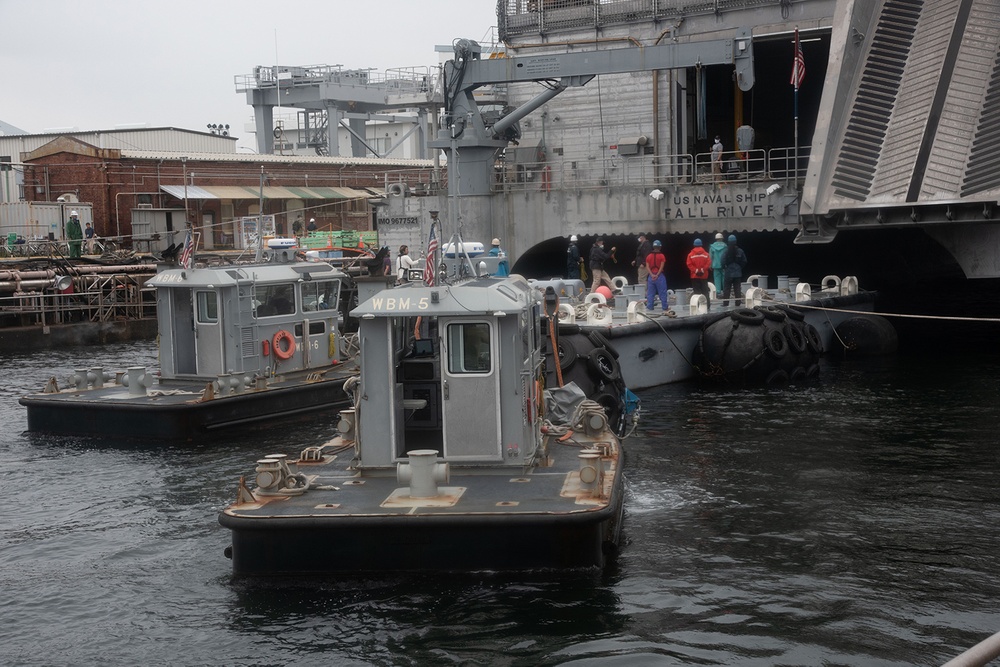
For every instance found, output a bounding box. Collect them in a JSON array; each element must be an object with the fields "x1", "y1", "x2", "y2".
[
  {"x1": 833, "y1": 315, "x2": 899, "y2": 356},
  {"x1": 697, "y1": 311, "x2": 777, "y2": 383}
]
